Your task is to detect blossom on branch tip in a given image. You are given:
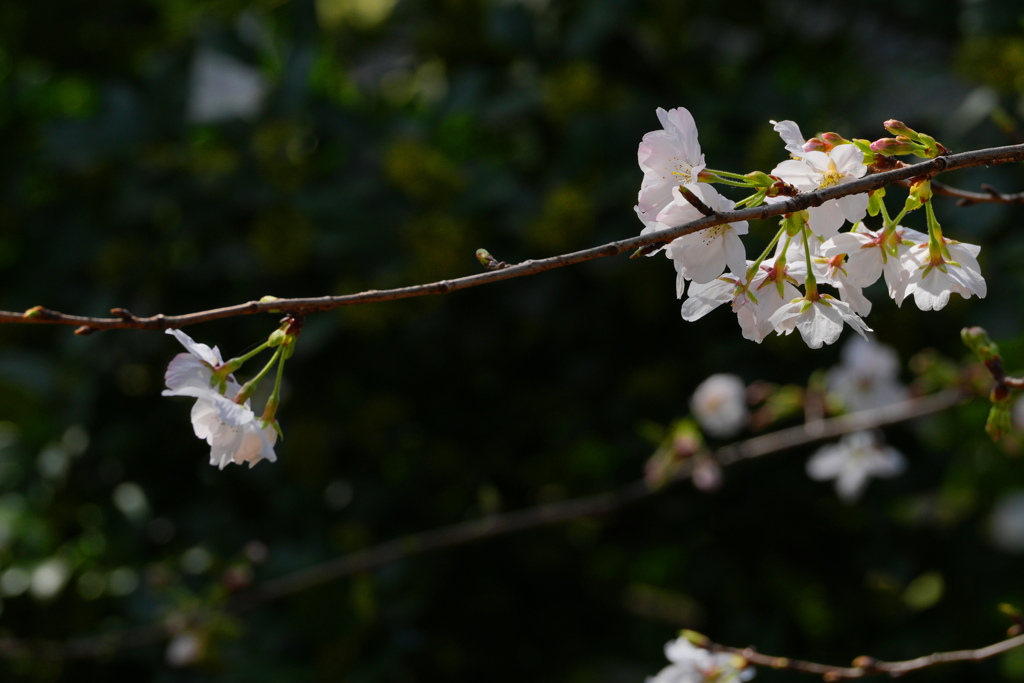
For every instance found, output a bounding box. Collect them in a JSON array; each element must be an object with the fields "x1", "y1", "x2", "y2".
[
  {"x1": 162, "y1": 329, "x2": 279, "y2": 470},
  {"x1": 807, "y1": 431, "x2": 905, "y2": 502},
  {"x1": 636, "y1": 107, "x2": 707, "y2": 225}
]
